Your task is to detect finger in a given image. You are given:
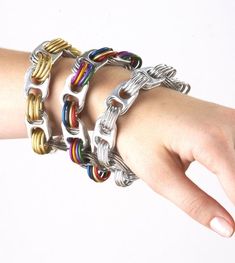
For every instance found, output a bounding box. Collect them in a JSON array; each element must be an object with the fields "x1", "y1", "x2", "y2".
[
  {"x1": 192, "y1": 130, "x2": 235, "y2": 205},
  {"x1": 141, "y1": 148, "x2": 235, "y2": 238}
]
